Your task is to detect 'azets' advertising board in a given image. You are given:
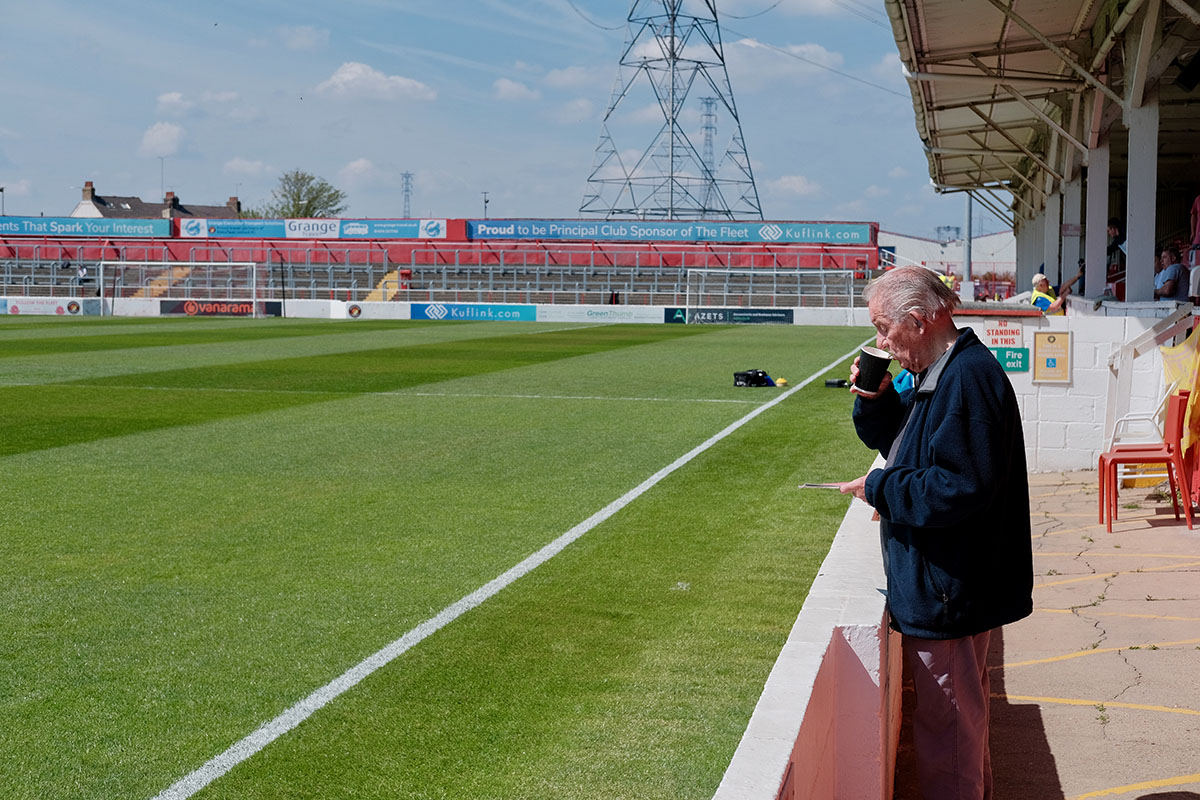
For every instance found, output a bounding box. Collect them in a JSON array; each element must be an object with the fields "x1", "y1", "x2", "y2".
[
  {"x1": 0, "y1": 216, "x2": 170, "y2": 238},
  {"x1": 665, "y1": 307, "x2": 795, "y2": 325},
  {"x1": 411, "y1": 303, "x2": 536, "y2": 322},
  {"x1": 179, "y1": 218, "x2": 448, "y2": 239},
  {"x1": 468, "y1": 219, "x2": 874, "y2": 245}
]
